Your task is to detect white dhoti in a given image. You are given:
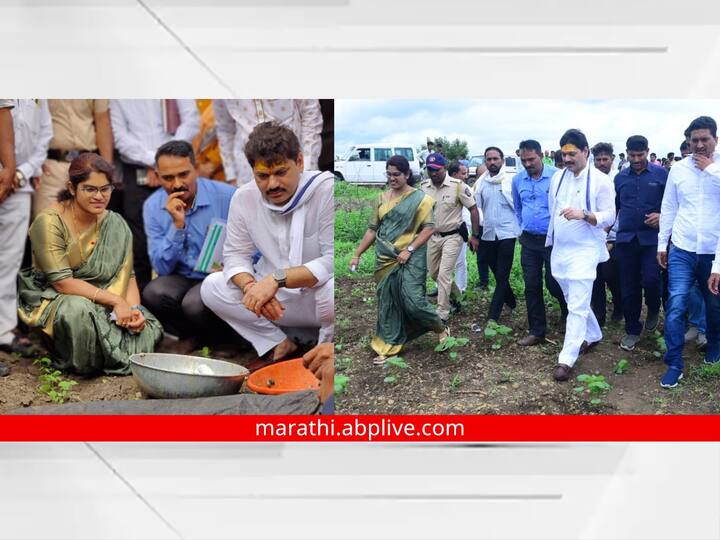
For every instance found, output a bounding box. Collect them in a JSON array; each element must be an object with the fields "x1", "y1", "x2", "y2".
[
  {"x1": 551, "y1": 241, "x2": 604, "y2": 368},
  {"x1": 201, "y1": 272, "x2": 334, "y2": 356},
  {"x1": 554, "y1": 276, "x2": 602, "y2": 367}
]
